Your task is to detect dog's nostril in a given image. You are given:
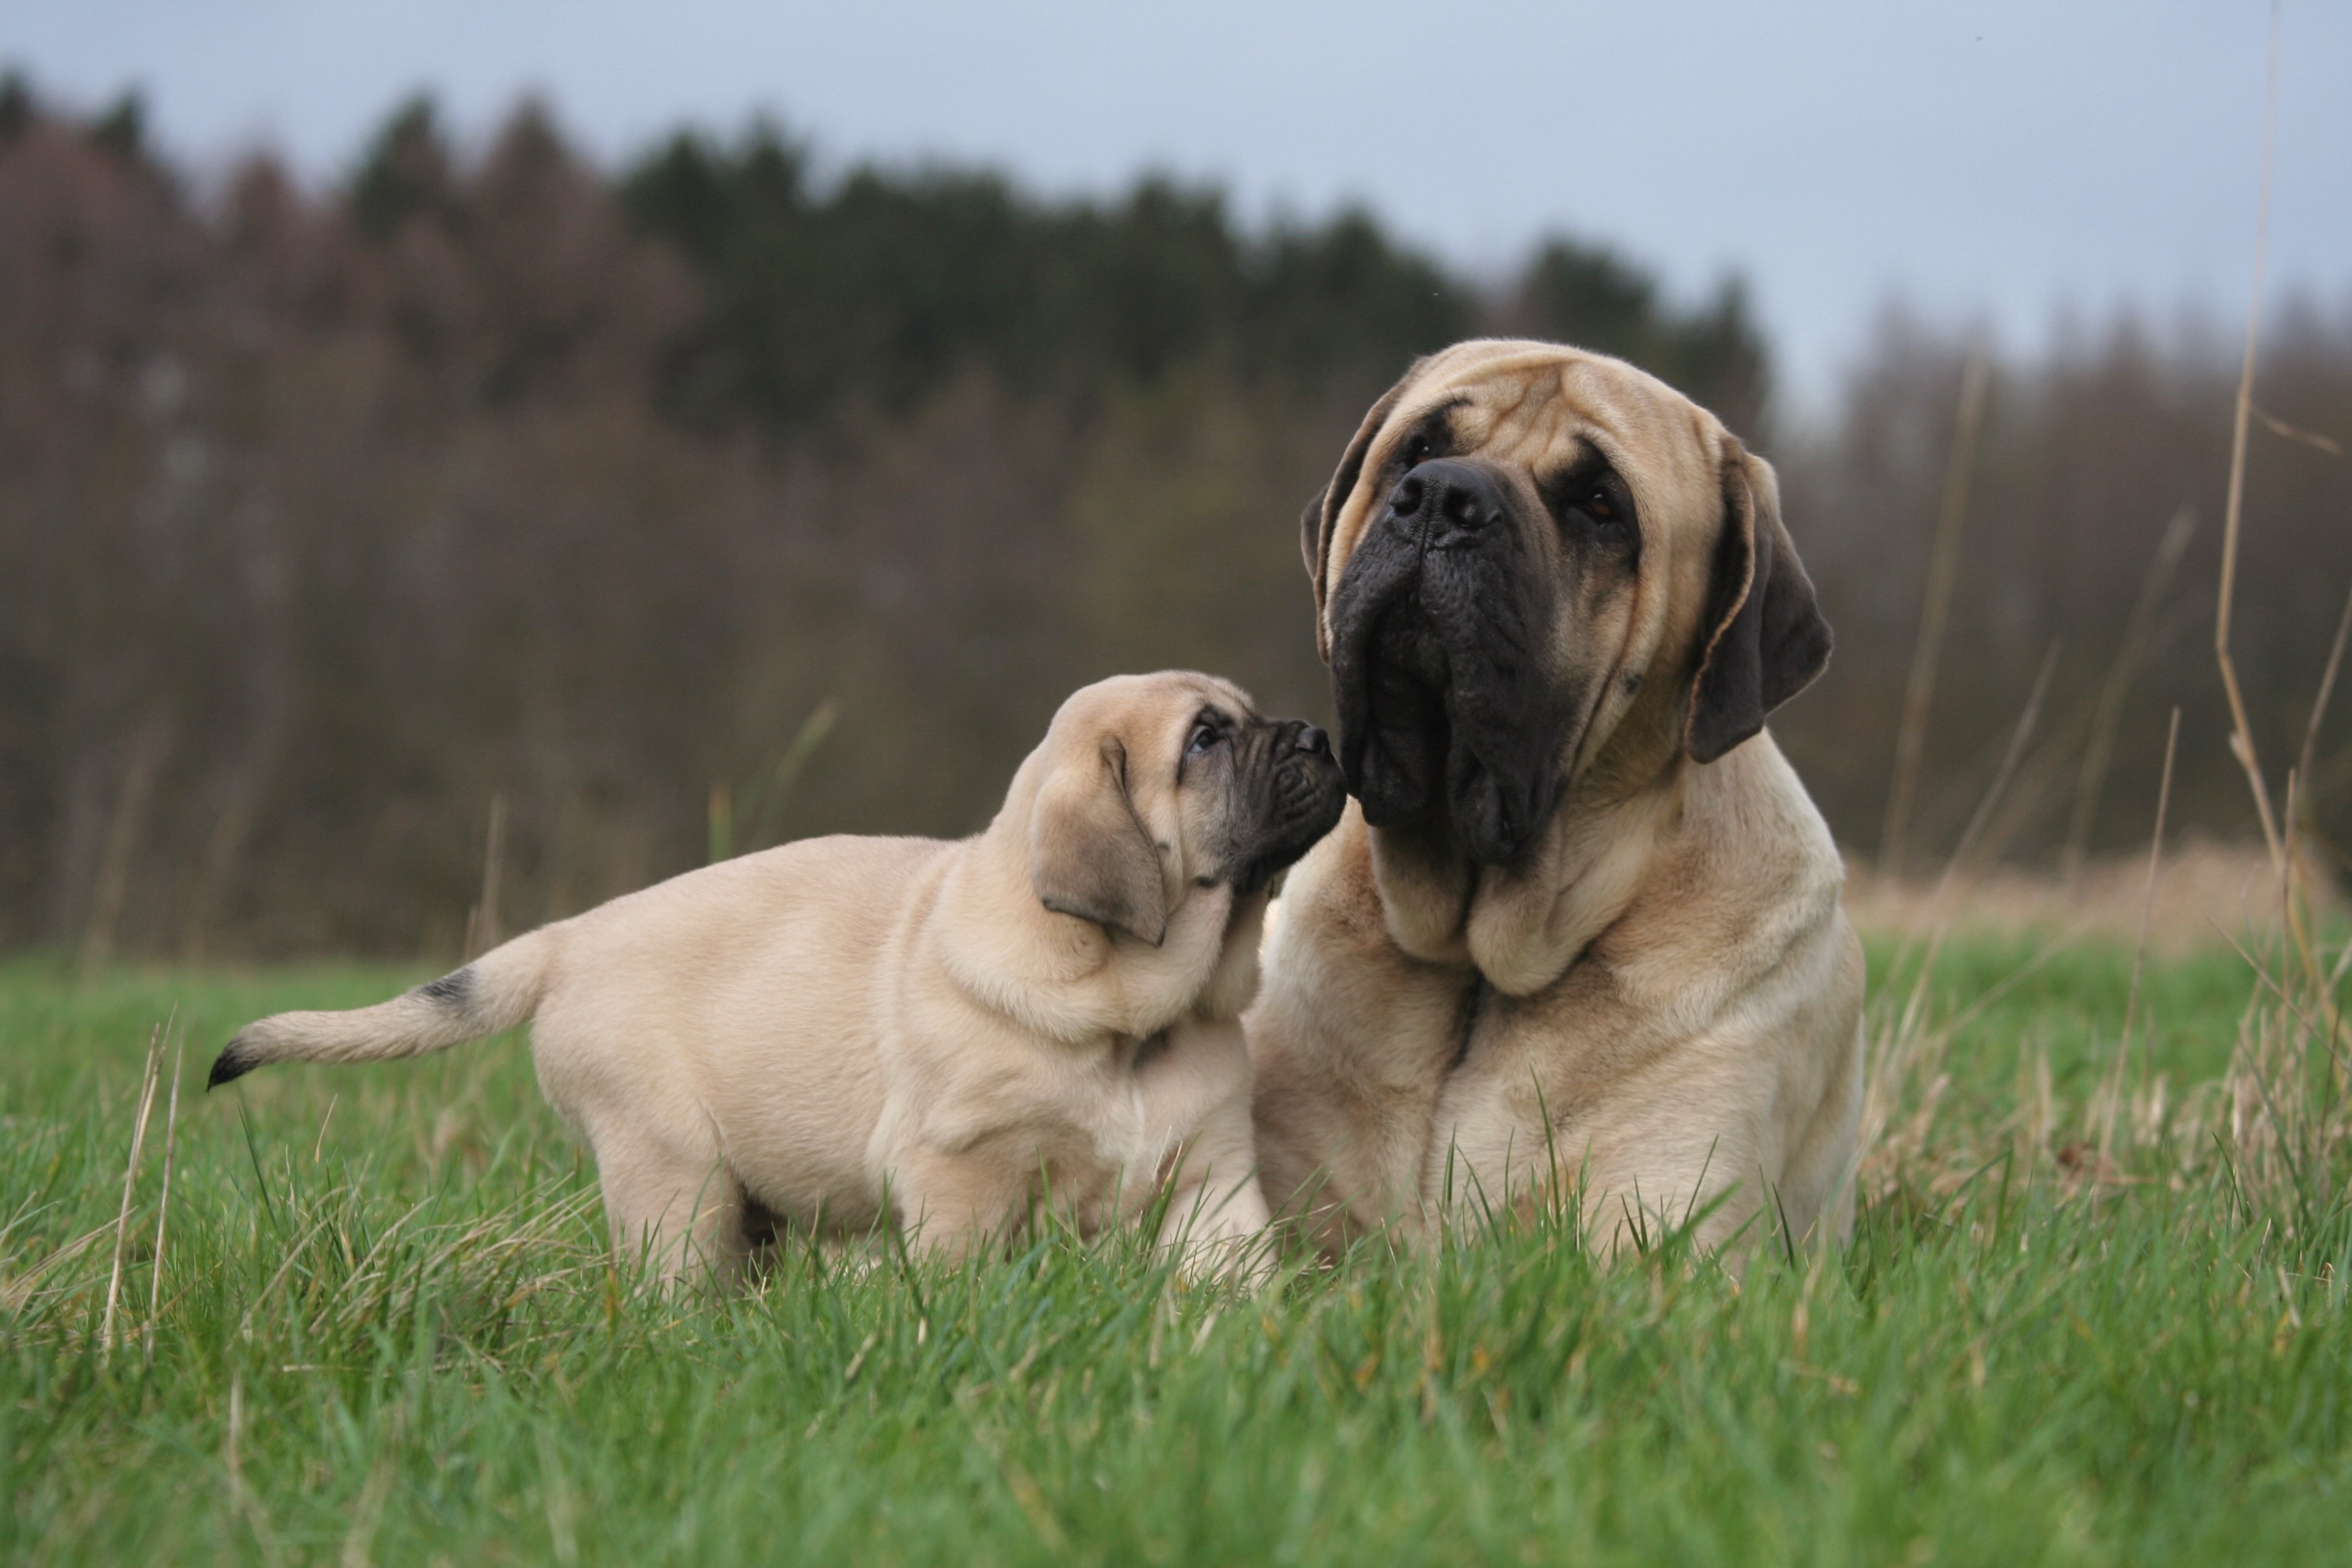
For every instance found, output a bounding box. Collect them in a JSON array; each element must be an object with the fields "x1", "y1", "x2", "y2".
[
  {"x1": 1297, "y1": 725, "x2": 1330, "y2": 757},
  {"x1": 1389, "y1": 476, "x2": 1424, "y2": 516},
  {"x1": 1441, "y1": 486, "x2": 1488, "y2": 530}
]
